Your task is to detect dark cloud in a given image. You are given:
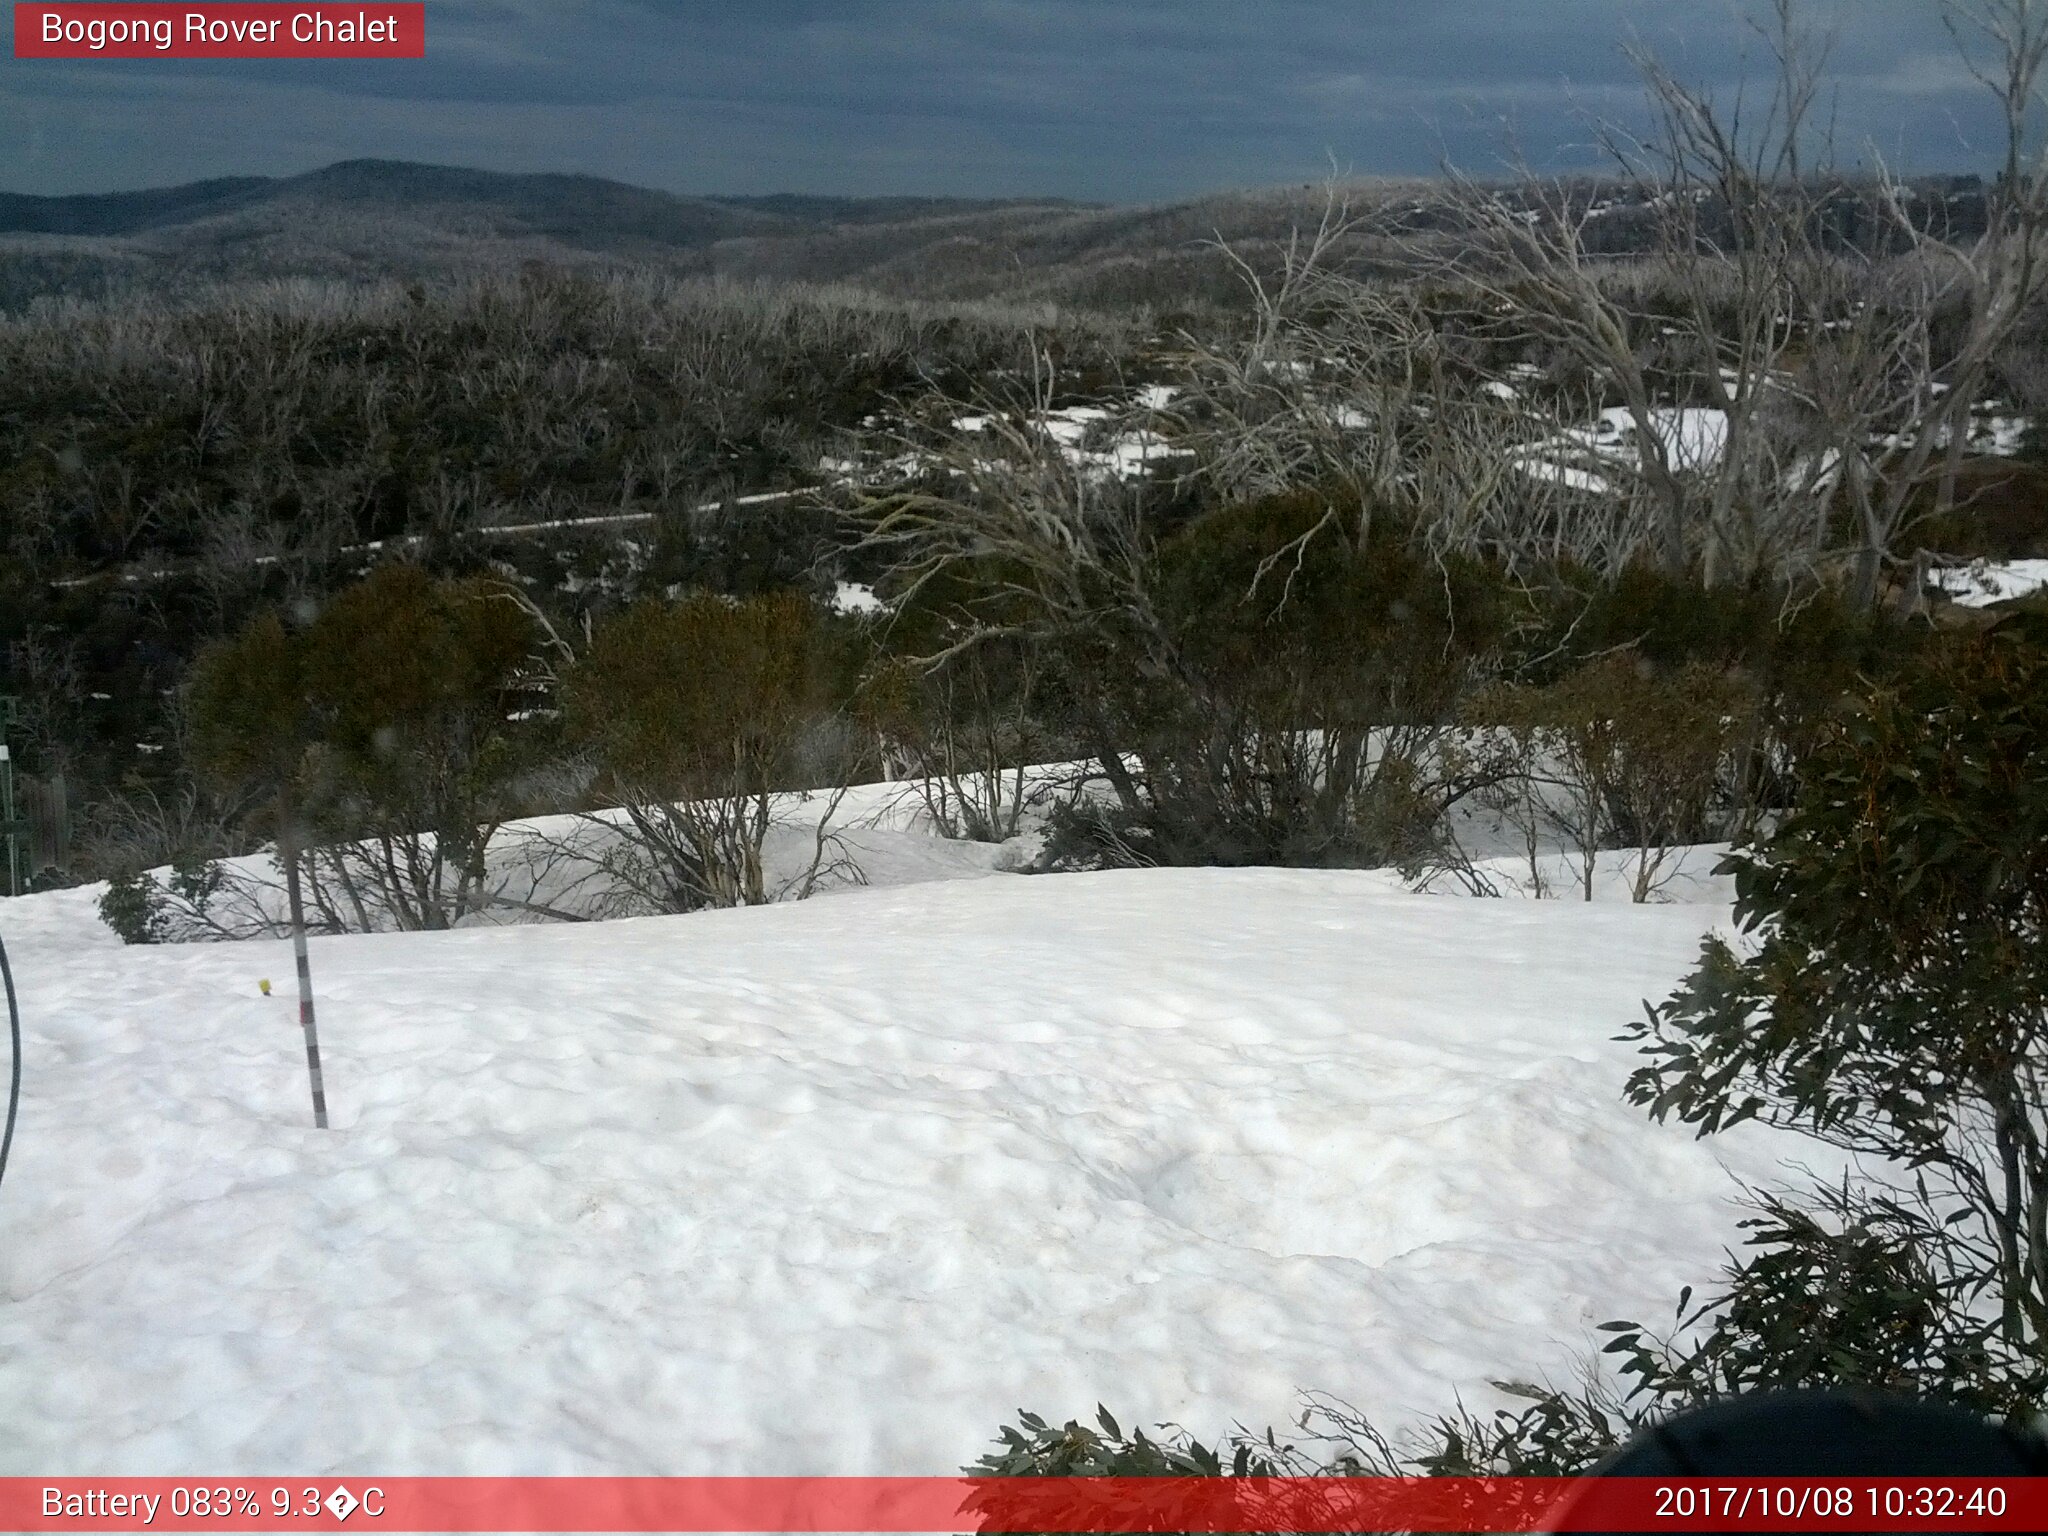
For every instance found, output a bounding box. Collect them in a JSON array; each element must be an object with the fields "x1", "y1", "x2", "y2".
[{"x1": 0, "y1": 1, "x2": 2001, "y2": 199}]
